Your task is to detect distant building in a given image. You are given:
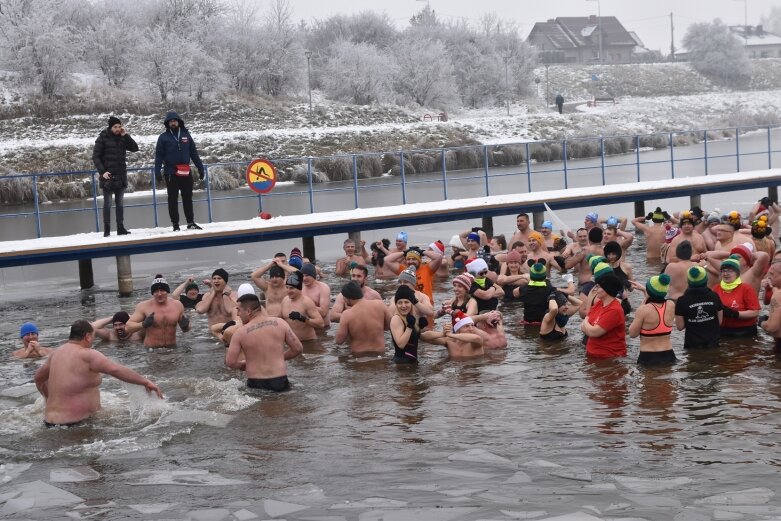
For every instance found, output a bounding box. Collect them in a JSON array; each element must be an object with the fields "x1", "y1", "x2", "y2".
[
  {"x1": 729, "y1": 25, "x2": 781, "y2": 58},
  {"x1": 527, "y1": 16, "x2": 638, "y2": 64}
]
